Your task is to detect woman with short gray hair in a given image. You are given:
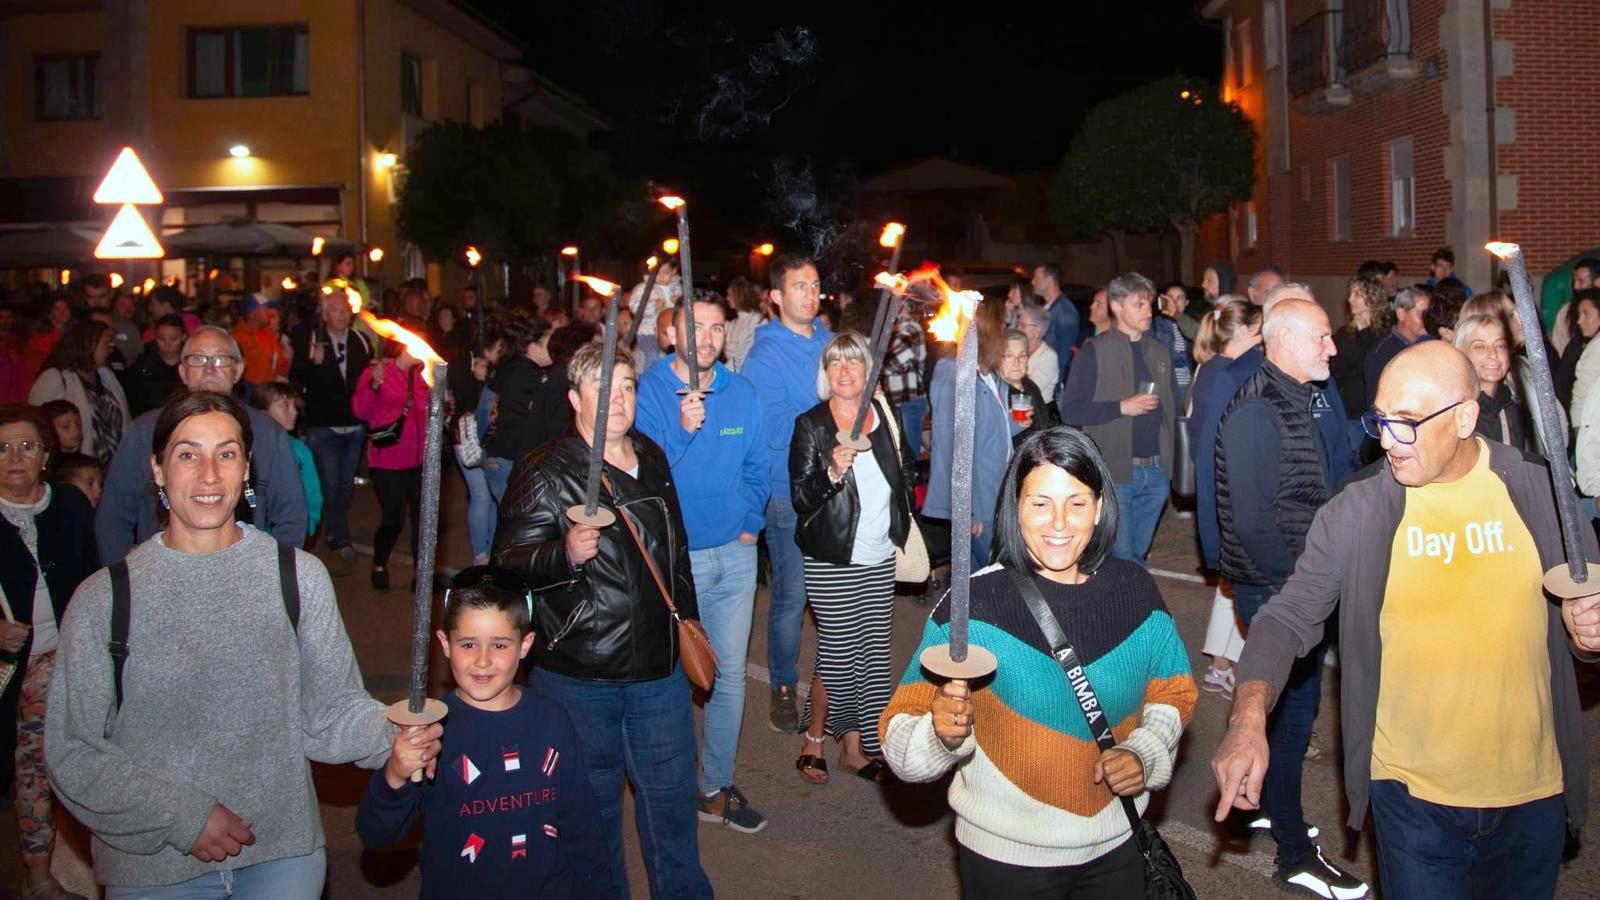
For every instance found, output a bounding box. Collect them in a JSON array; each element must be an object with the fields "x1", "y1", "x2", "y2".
[
  {"x1": 1453, "y1": 314, "x2": 1532, "y2": 454},
  {"x1": 789, "y1": 332, "x2": 916, "y2": 784}
]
